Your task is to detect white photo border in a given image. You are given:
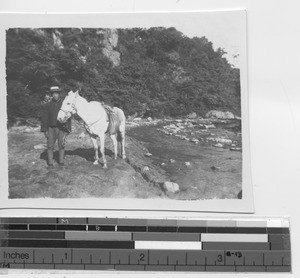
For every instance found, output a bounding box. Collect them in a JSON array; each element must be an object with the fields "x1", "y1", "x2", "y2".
[{"x1": 0, "y1": 11, "x2": 254, "y2": 213}]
